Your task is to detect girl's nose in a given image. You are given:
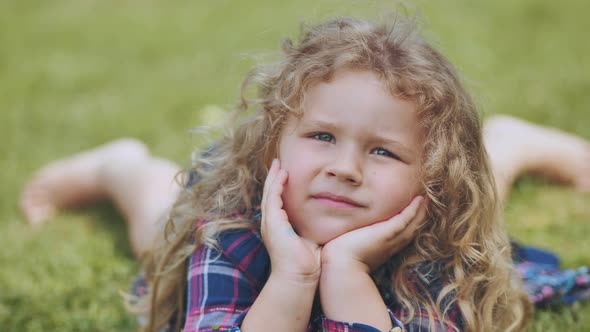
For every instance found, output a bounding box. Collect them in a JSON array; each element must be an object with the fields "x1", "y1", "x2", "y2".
[{"x1": 325, "y1": 149, "x2": 363, "y2": 185}]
